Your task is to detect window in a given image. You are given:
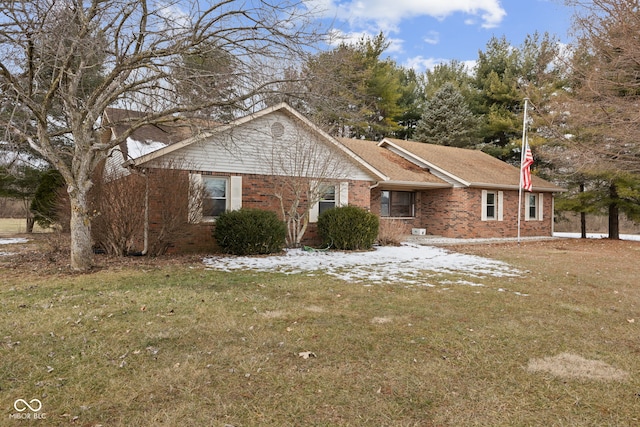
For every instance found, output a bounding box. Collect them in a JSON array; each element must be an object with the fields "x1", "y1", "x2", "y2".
[
  {"x1": 203, "y1": 177, "x2": 227, "y2": 218},
  {"x1": 381, "y1": 190, "x2": 415, "y2": 217},
  {"x1": 528, "y1": 194, "x2": 537, "y2": 219},
  {"x1": 525, "y1": 193, "x2": 543, "y2": 221},
  {"x1": 481, "y1": 190, "x2": 503, "y2": 221},
  {"x1": 309, "y1": 181, "x2": 348, "y2": 223},
  {"x1": 189, "y1": 174, "x2": 242, "y2": 222},
  {"x1": 486, "y1": 192, "x2": 496, "y2": 219},
  {"x1": 318, "y1": 185, "x2": 336, "y2": 216}
]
